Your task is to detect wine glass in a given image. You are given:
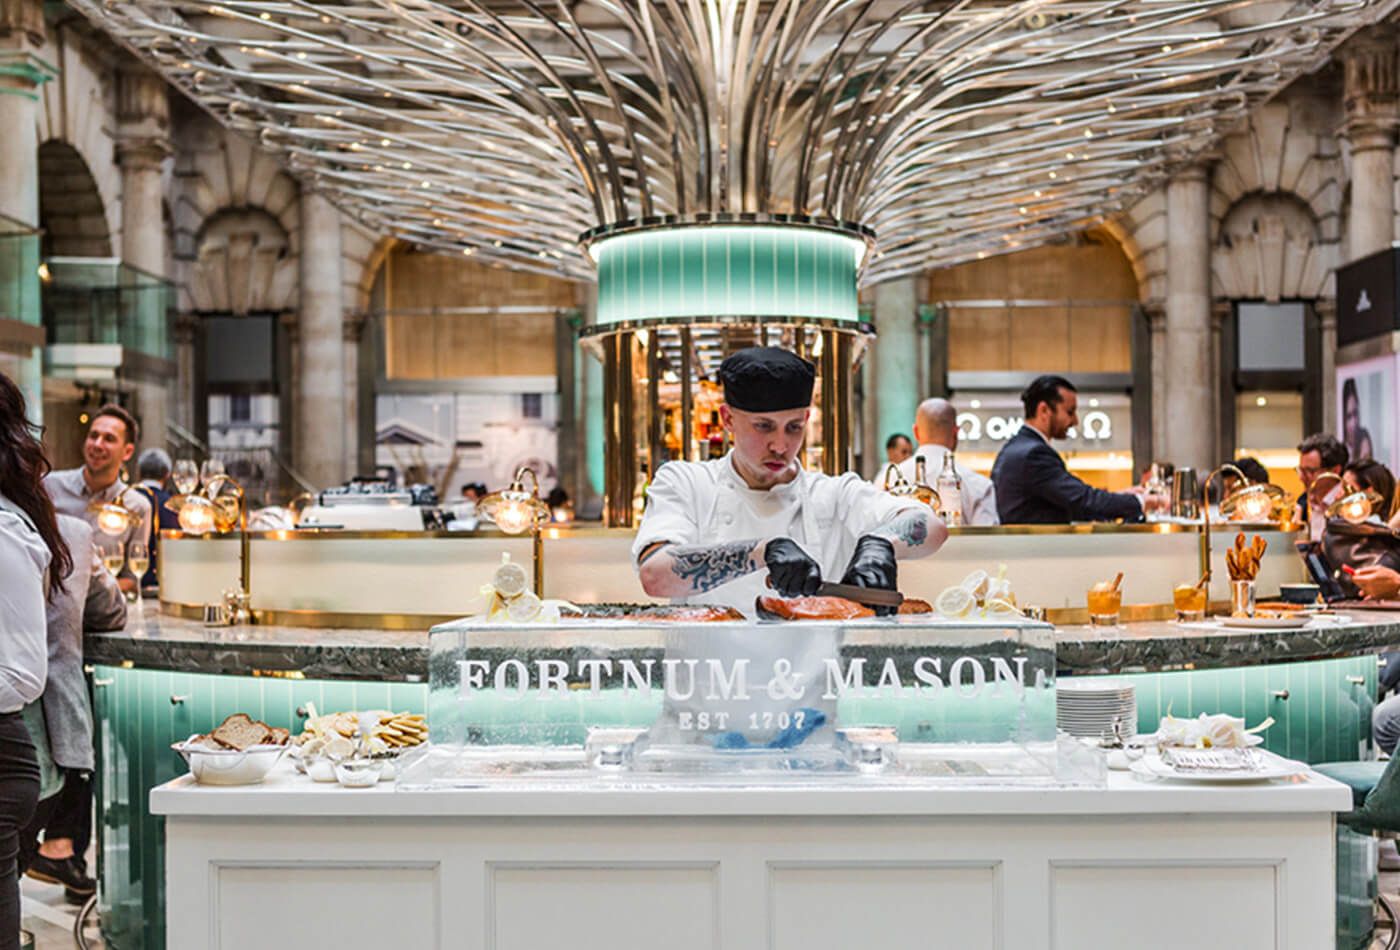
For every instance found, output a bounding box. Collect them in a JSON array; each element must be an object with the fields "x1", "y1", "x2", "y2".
[
  {"x1": 98, "y1": 539, "x2": 125, "y2": 578},
  {"x1": 127, "y1": 541, "x2": 149, "y2": 580},
  {"x1": 172, "y1": 459, "x2": 198, "y2": 495},
  {"x1": 199, "y1": 457, "x2": 225, "y2": 489}
]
